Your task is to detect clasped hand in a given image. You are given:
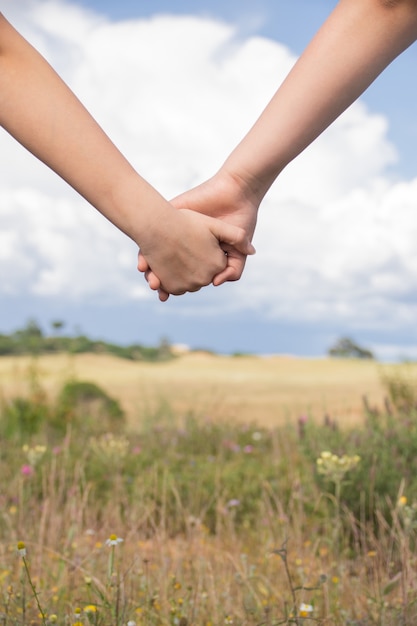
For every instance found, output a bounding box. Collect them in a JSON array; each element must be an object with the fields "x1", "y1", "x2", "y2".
[{"x1": 137, "y1": 172, "x2": 259, "y2": 301}]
